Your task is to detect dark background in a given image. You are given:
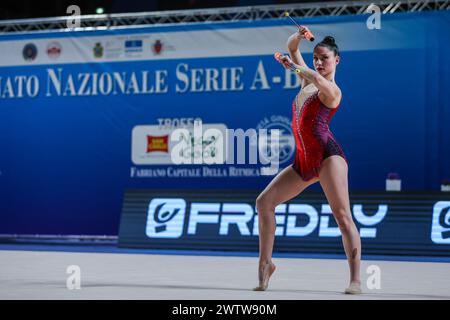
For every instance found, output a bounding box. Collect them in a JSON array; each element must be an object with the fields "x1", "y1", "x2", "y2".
[{"x1": 0, "y1": 0, "x2": 336, "y2": 20}]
